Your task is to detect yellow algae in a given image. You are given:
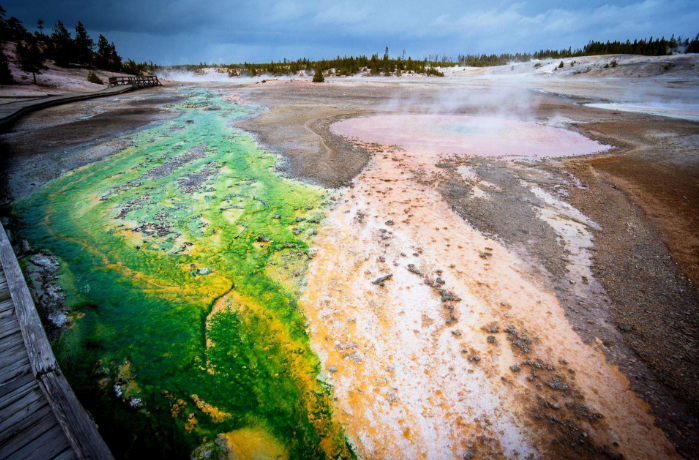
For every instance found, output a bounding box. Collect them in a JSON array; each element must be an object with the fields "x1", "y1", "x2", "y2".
[
  {"x1": 191, "y1": 395, "x2": 232, "y2": 423},
  {"x1": 222, "y1": 427, "x2": 289, "y2": 460}
]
